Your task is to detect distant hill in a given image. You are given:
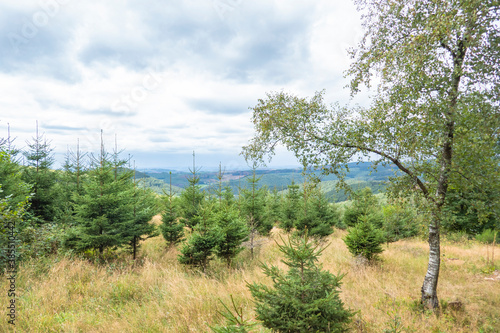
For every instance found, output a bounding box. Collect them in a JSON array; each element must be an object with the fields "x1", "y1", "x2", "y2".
[
  {"x1": 133, "y1": 170, "x2": 183, "y2": 195},
  {"x1": 139, "y1": 162, "x2": 397, "y2": 202},
  {"x1": 319, "y1": 179, "x2": 387, "y2": 202}
]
